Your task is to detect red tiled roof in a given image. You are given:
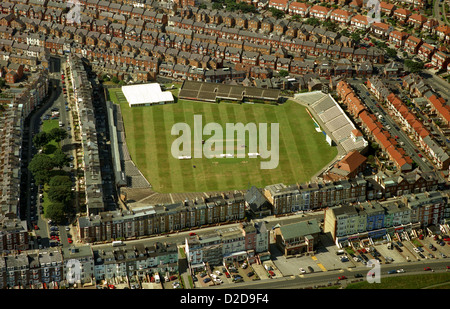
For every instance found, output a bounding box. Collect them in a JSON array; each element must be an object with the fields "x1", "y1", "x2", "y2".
[
  {"x1": 380, "y1": 1, "x2": 395, "y2": 10},
  {"x1": 335, "y1": 150, "x2": 367, "y2": 173},
  {"x1": 408, "y1": 13, "x2": 427, "y2": 23},
  {"x1": 289, "y1": 1, "x2": 310, "y2": 10},
  {"x1": 394, "y1": 8, "x2": 412, "y2": 16}
]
